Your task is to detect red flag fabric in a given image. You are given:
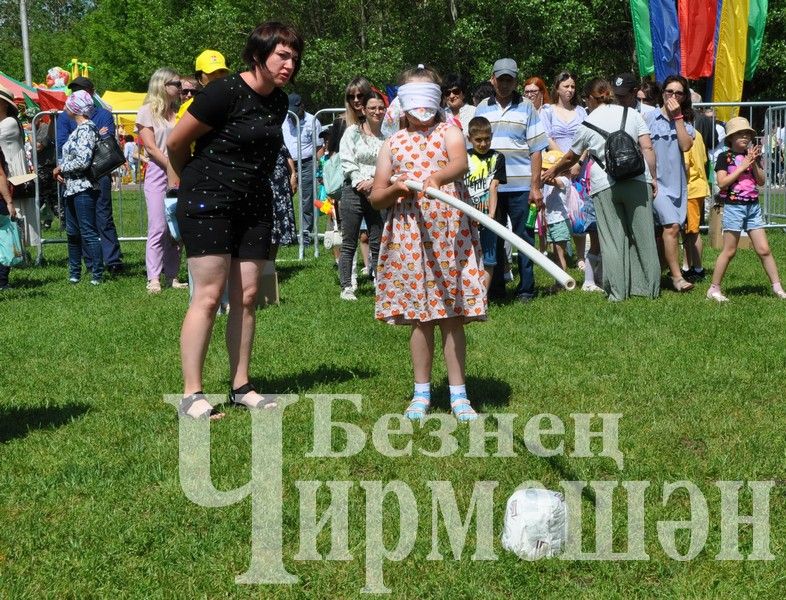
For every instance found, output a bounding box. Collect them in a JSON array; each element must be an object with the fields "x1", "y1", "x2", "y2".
[
  {"x1": 679, "y1": 0, "x2": 718, "y2": 79},
  {"x1": 36, "y1": 89, "x2": 66, "y2": 111}
]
